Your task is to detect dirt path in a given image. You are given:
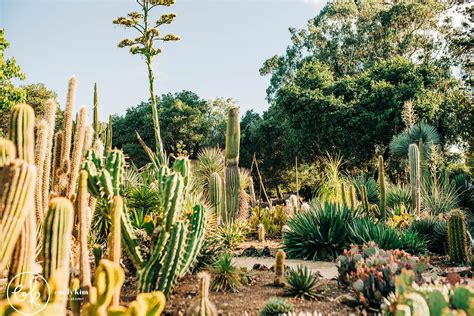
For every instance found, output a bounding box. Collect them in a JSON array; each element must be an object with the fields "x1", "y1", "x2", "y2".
[{"x1": 233, "y1": 257, "x2": 338, "y2": 279}]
